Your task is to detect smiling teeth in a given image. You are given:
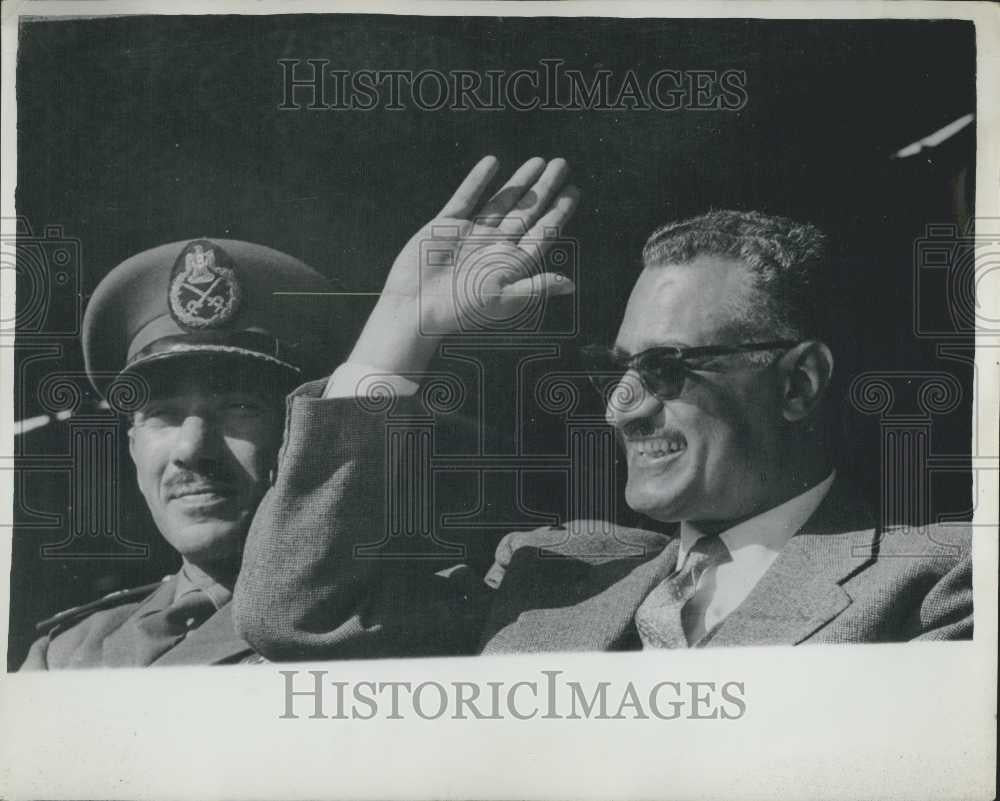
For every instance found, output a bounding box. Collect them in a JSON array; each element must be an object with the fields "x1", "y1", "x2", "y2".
[{"x1": 632, "y1": 437, "x2": 685, "y2": 456}]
